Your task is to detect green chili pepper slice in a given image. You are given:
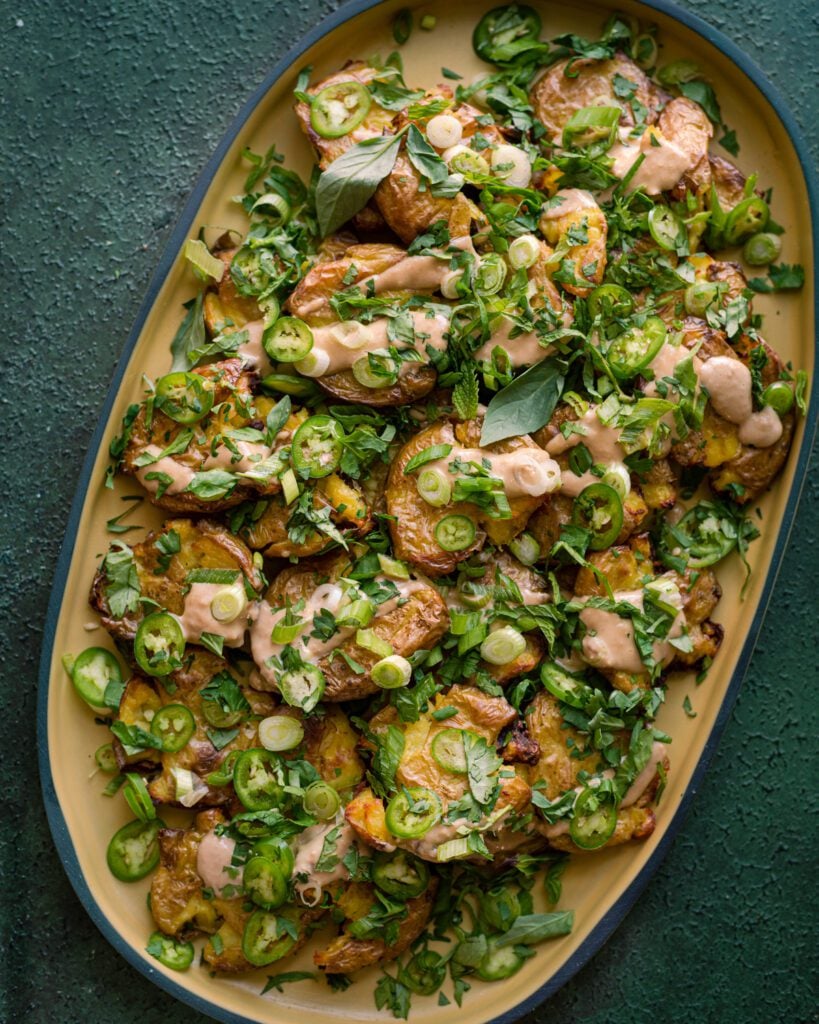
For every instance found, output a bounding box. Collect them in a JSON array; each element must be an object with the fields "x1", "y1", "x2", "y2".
[
  {"x1": 572, "y1": 483, "x2": 624, "y2": 550},
  {"x1": 310, "y1": 81, "x2": 372, "y2": 140},
  {"x1": 742, "y1": 231, "x2": 782, "y2": 266},
  {"x1": 372, "y1": 850, "x2": 430, "y2": 900},
  {"x1": 606, "y1": 316, "x2": 667, "y2": 380},
  {"x1": 123, "y1": 772, "x2": 156, "y2": 822},
  {"x1": 473, "y1": 4, "x2": 542, "y2": 64},
  {"x1": 647, "y1": 205, "x2": 685, "y2": 251},
  {"x1": 762, "y1": 381, "x2": 794, "y2": 415},
  {"x1": 150, "y1": 704, "x2": 195, "y2": 753},
  {"x1": 385, "y1": 787, "x2": 442, "y2": 838},
  {"x1": 147, "y1": 931, "x2": 195, "y2": 971},
  {"x1": 155, "y1": 372, "x2": 214, "y2": 424},
  {"x1": 399, "y1": 949, "x2": 447, "y2": 995},
  {"x1": 434, "y1": 514, "x2": 476, "y2": 552},
  {"x1": 588, "y1": 284, "x2": 634, "y2": 321},
  {"x1": 206, "y1": 750, "x2": 241, "y2": 788},
  {"x1": 540, "y1": 662, "x2": 592, "y2": 708},
  {"x1": 243, "y1": 855, "x2": 290, "y2": 910},
  {"x1": 479, "y1": 885, "x2": 522, "y2": 933},
  {"x1": 278, "y1": 664, "x2": 326, "y2": 713},
  {"x1": 569, "y1": 786, "x2": 617, "y2": 850},
  {"x1": 723, "y1": 196, "x2": 769, "y2": 245},
  {"x1": 290, "y1": 415, "x2": 343, "y2": 479},
  {"x1": 430, "y1": 728, "x2": 471, "y2": 774},
  {"x1": 241, "y1": 908, "x2": 299, "y2": 966},
  {"x1": 262, "y1": 317, "x2": 314, "y2": 363},
  {"x1": 252, "y1": 837, "x2": 295, "y2": 877},
  {"x1": 476, "y1": 938, "x2": 526, "y2": 981},
  {"x1": 233, "y1": 748, "x2": 285, "y2": 811},
  {"x1": 95, "y1": 743, "x2": 119, "y2": 774},
  {"x1": 70, "y1": 647, "x2": 123, "y2": 710},
  {"x1": 134, "y1": 612, "x2": 185, "y2": 678},
  {"x1": 658, "y1": 502, "x2": 738, "y2": 569},
  {"x1": 107, "y1": 818, "x2": 163, "y2": 882}
]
